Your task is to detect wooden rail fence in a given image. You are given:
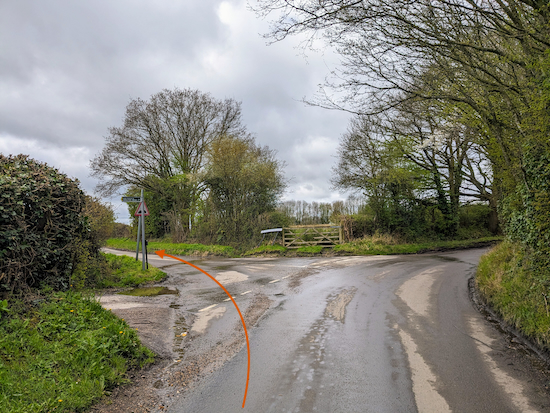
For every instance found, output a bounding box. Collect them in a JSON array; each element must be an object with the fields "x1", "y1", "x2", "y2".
[{"x1": 282, "y1": 224, "x2": 342, "y2": 248}]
